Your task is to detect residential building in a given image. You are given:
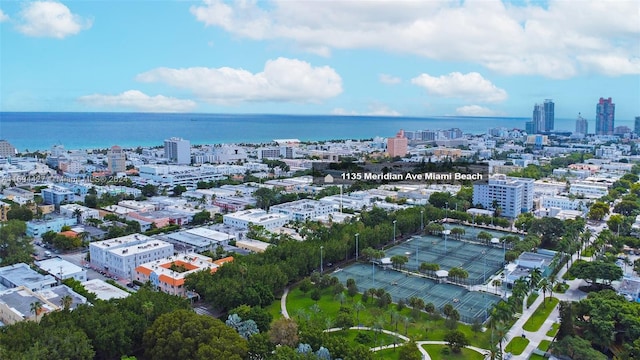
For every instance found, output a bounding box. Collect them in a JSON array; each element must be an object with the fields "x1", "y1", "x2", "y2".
[
  {"x1": 270, "y1": 199, "x2": 335, "y2": 222},
  {"x1": 41, "y1": 185, "x2": 75, "y2": 207},
  {"x1": 81, "y1": 279, "x2": 130, "y2": 301},
  {"x1": 89, "y1": 234, "x2": 174, "y2": 279},
  {"x1": 162, "y1": 227, "x2": 234, "y2": 252},
  {"x1": 544, "y1": 99, "x2": 554, "y2": 132},
  {"x1": 59, "y1": 204, "x2": 99, "y2": 223},
  {"x1": 569, "y1": 181, "x2": 610, "y2": 199},
  {"x1": 540, "y1": 196, "x2": 591, "y2": 212},
  {"x1": 164, "y1": 137, "x2": 191, "y2": 165},
  {"x1": 107, "y1": 145, "x2": 126, "y2": 173},
  {"x1": 472, "y1": 175, "x2": 534, "y2": 218},
  {"x1": 0, "y1": 263, "x2": 57, "y2": 291},
  {"x1": 26, "y1": 216, "x2": 78, "y2": 237},
  {"x1": 635, "y1": 116, "x2": 640, "y2": 137},
  {"x1": 595, "y1": 97, "x2": 615, "y2": 135},
  {"x1": 387, "y1": 129, "x2": 408, "y2": 158},
  {"x1": 0, "y1": 286, "x2": 59, "y2": 324},
  {"x1": 135, "y1": 254, "x2": 232, "y2": 297},
  {"x1": 0, "y1": 140, "x2": 17, "y2": 158},
  {"x1": 575, "y1": 113, "x2": 588, "y2": 135},
  {"x1": 235, "y1": 239, "x2": 272, "y2": 253},
  {"x1": 223, "y1": 209, "x2": 290, "y2": 230},
  {"x1": 35, "y1": 258, "x2": 87, "y2": 282}
]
